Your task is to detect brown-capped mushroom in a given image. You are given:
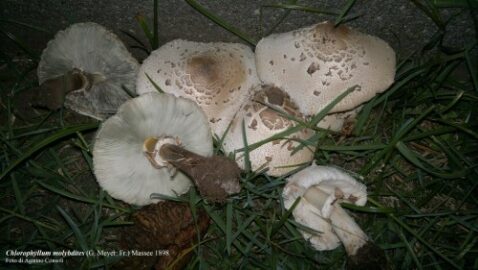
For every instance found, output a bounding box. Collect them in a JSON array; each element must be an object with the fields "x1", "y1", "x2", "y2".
[{"x1": 136, "y1": 39, "x2": 260, "y2": 137}]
